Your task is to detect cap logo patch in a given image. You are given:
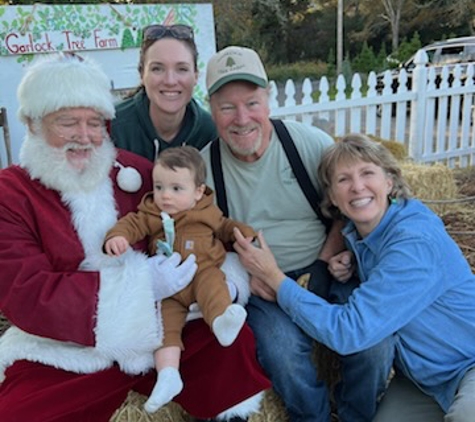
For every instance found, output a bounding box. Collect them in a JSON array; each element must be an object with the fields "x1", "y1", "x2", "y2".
[{"x1": 226, "y1": 57, "x2": 236, "y2": 67}]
